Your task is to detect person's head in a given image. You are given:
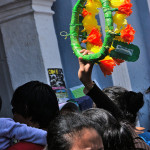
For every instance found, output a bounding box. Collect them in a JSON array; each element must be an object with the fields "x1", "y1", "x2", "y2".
[
  {"x1": 47, "y1": 112, "x2": 104, "y2": 150},
  {"x1": 102, "y1": 86, "x2": 144, "y2": 125},
  {"x1": 59, "y1": 102, "x2": 79, "y2": 115},
  {"x1": 0, "y1": 96, "x2": 2, "y2": 112},
  {"x1": 11, "y1": 81, "x2": 59, "y2": 129},
  {"x1": 83, "y1": 108, "x2": 135, "y2": 150}
]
